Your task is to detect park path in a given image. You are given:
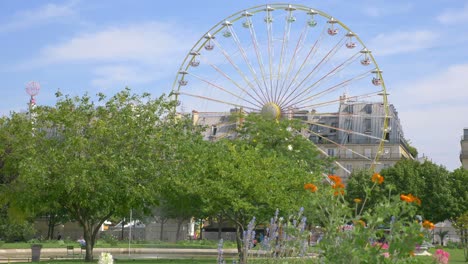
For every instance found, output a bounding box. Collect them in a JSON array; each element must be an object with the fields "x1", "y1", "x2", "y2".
[{"x1": 0, "y1": 247, "x2": 239, "y2": 262}]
